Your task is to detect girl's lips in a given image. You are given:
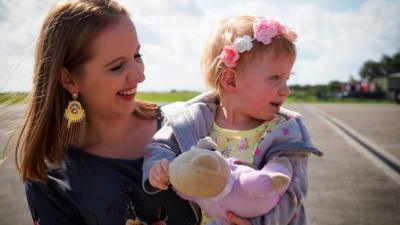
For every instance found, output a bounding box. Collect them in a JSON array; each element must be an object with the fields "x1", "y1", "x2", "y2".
[{"x1": 270, "y1": 102, "x2": 282, "y2": 107}]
